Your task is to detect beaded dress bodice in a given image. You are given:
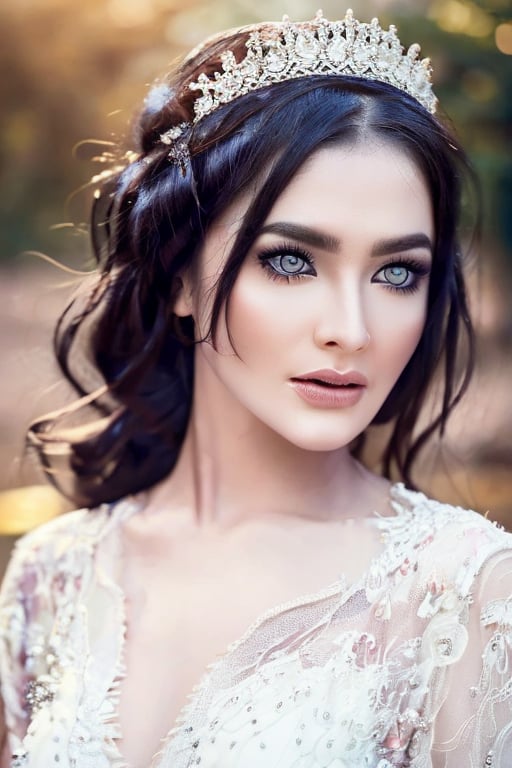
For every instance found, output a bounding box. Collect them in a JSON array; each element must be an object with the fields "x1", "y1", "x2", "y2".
[{"x1": 1, "y1": 484, "x2": 511, "y2": 767}]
